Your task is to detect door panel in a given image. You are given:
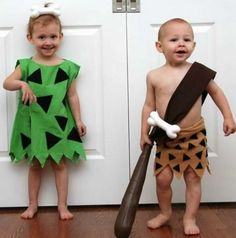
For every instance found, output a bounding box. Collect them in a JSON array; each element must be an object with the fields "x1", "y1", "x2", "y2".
[
  {"x1": 127, "y1": 0, "x2": 236, "y2": 203},
  {"x1": 0, "y1": 0, "x2": 129, "y2": 206}
]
